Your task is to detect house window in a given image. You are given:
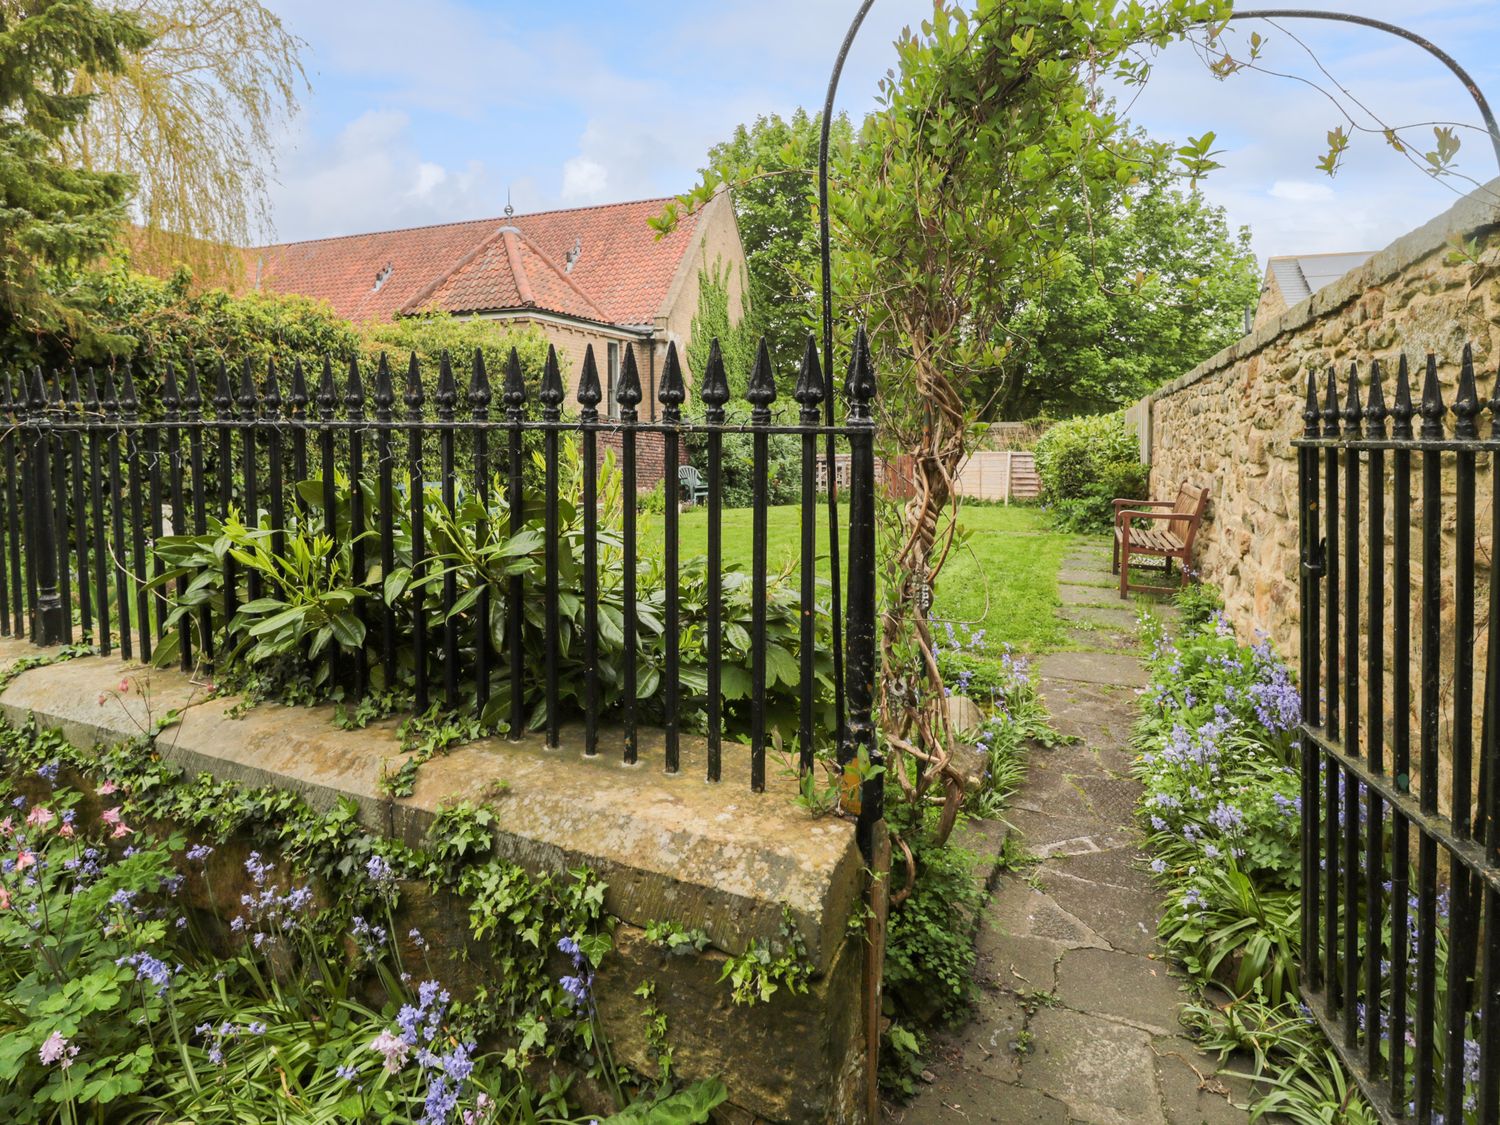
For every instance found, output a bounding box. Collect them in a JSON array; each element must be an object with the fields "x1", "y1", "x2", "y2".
[{"x1": 607, "y1": 343, "x2": 620, "y2": 420}]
